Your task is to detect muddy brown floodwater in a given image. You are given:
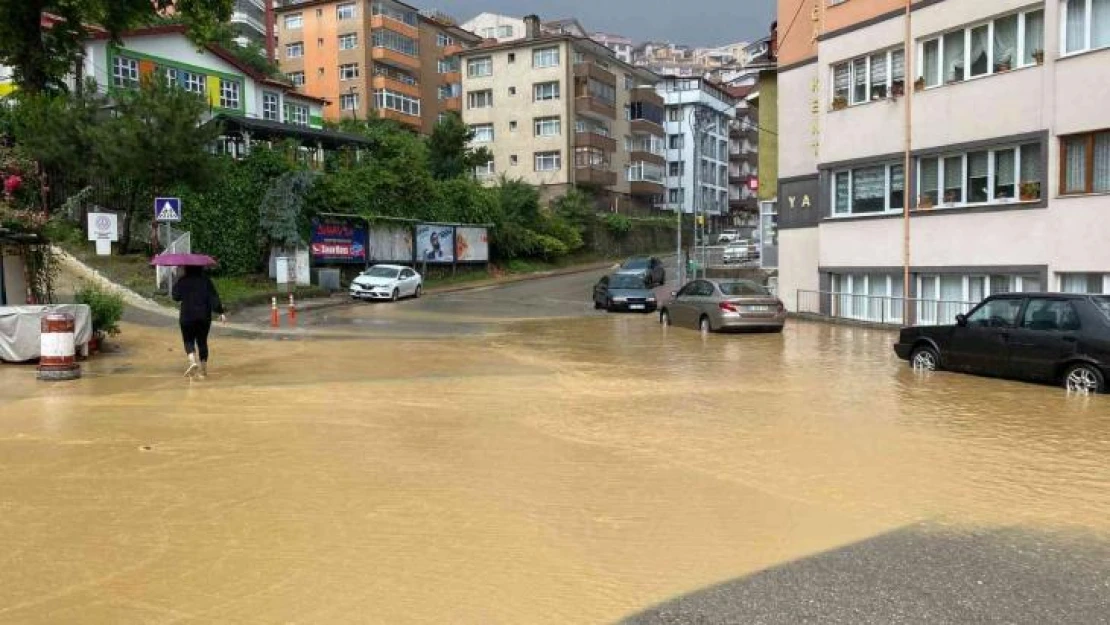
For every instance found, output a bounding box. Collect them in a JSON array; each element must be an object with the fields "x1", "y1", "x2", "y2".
[{"x1": 1, "y1": 305, "x2": 1109, "y2": 623}]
